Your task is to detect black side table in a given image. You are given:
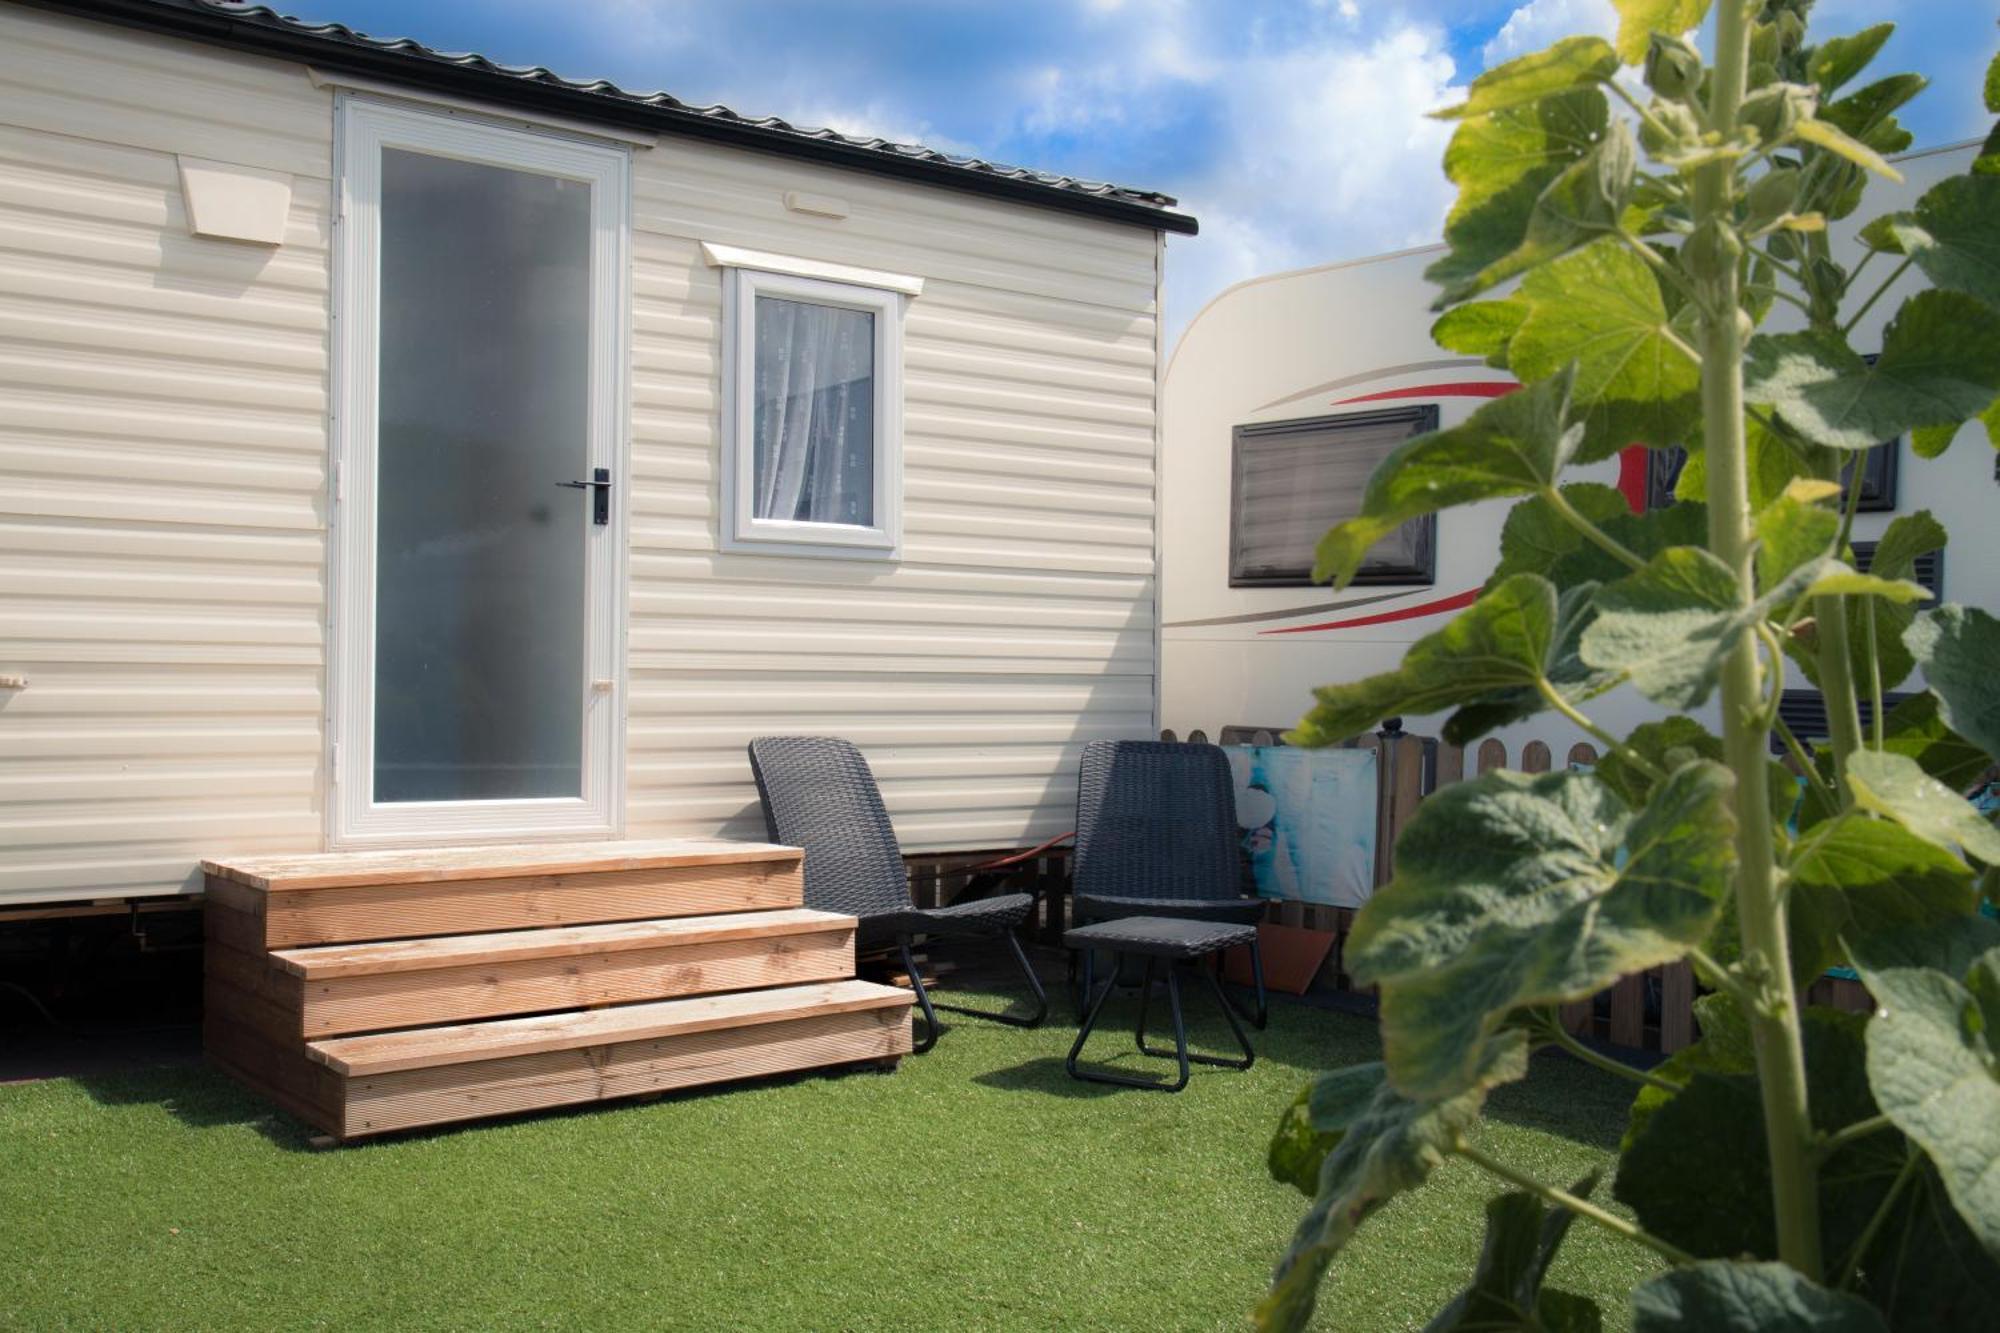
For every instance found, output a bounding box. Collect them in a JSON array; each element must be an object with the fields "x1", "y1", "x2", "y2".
[{"x1": 1062, "y1": 915, "x2": 1258, "y2": 1092}]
